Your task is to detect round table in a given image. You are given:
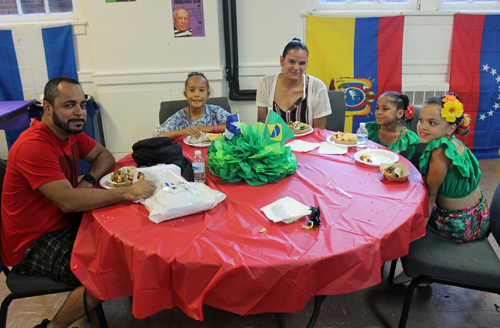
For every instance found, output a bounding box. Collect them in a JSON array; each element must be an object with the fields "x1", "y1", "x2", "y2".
[{"x1": 71, "y1": 129, "x2": 427, "y2": 320}]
